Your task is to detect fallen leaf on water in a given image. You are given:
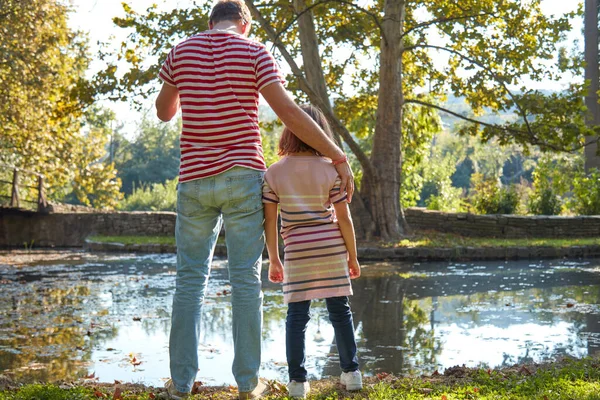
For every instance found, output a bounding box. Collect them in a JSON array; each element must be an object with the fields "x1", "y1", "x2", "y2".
[
  {"x1": 112, "y1": 386, "x2": 123, "y2": 400},
  {"x1": 566, "y1": 303, "x2": 575, "y2": 308},
  {"x1": 133, "y1": 316, "x2": 142, "y2": 321},
  {"x1": 216, "y1": 292, "x2": 222, "y2": 296},
  {"x1": 106, "y1": 348, "x2": 116, "y2": 351},
  {"x1": 222, "y1": 289, "x2": 229, "y2": 295}
]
